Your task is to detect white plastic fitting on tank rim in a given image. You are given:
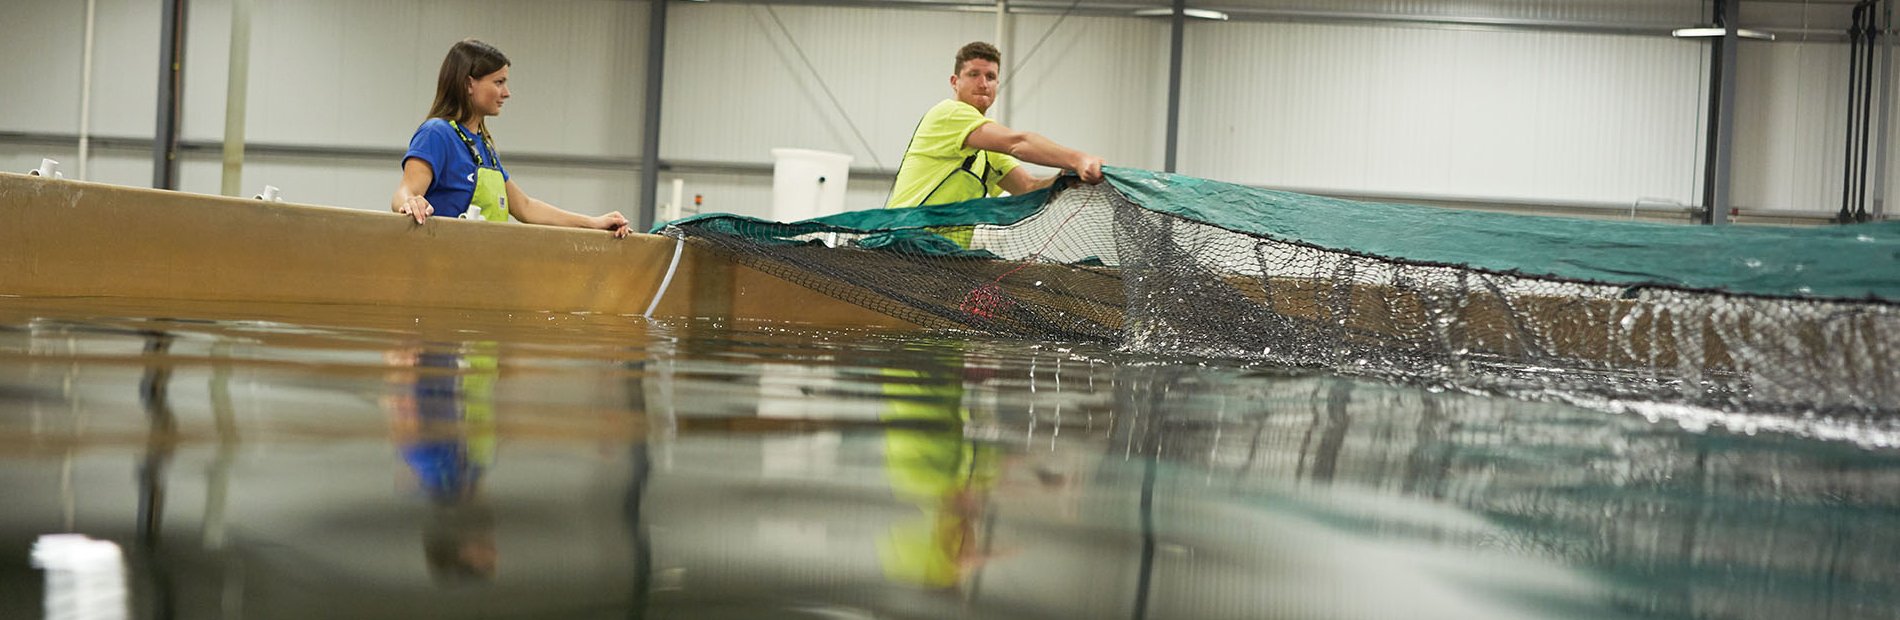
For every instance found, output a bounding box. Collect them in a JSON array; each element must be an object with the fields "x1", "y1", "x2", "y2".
[{"x1": 27, "y1": 158, "x2": 64, "y2": 179}]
